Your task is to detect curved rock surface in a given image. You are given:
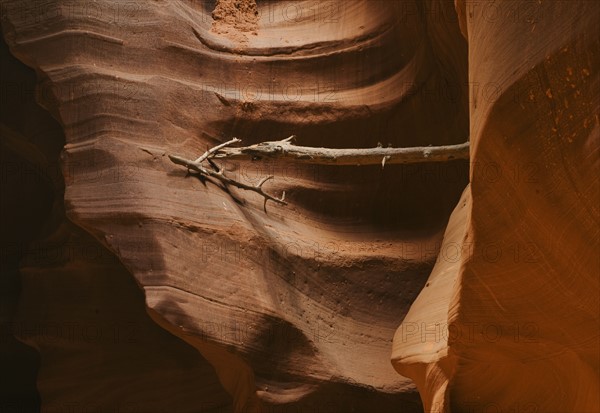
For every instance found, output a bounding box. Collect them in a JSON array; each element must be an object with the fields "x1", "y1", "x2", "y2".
[
  {"x1": 4, "y1": 0, "x2": 597, "y2": 412},
  {"x1": 393, "y1": 1, "x2": 599, "y2": 412},
  {"x1": 1, "y1": 33, "x2": 233, "y2": 413},
  {"x1": 2, "y1": 0, "x2": 469, "y2": 411}
]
